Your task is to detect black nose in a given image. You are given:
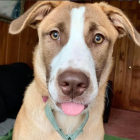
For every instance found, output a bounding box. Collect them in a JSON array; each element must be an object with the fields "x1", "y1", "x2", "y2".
[{"x1": 58, "y1": 71, "x2": 89, "y2": 98}]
